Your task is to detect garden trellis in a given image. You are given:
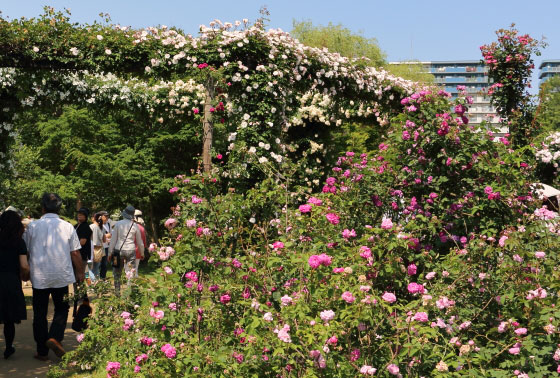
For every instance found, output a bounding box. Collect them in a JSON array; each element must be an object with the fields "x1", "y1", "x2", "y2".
[{"x1": 0, "y1": 8, "x2": 416, "y2": 197}]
